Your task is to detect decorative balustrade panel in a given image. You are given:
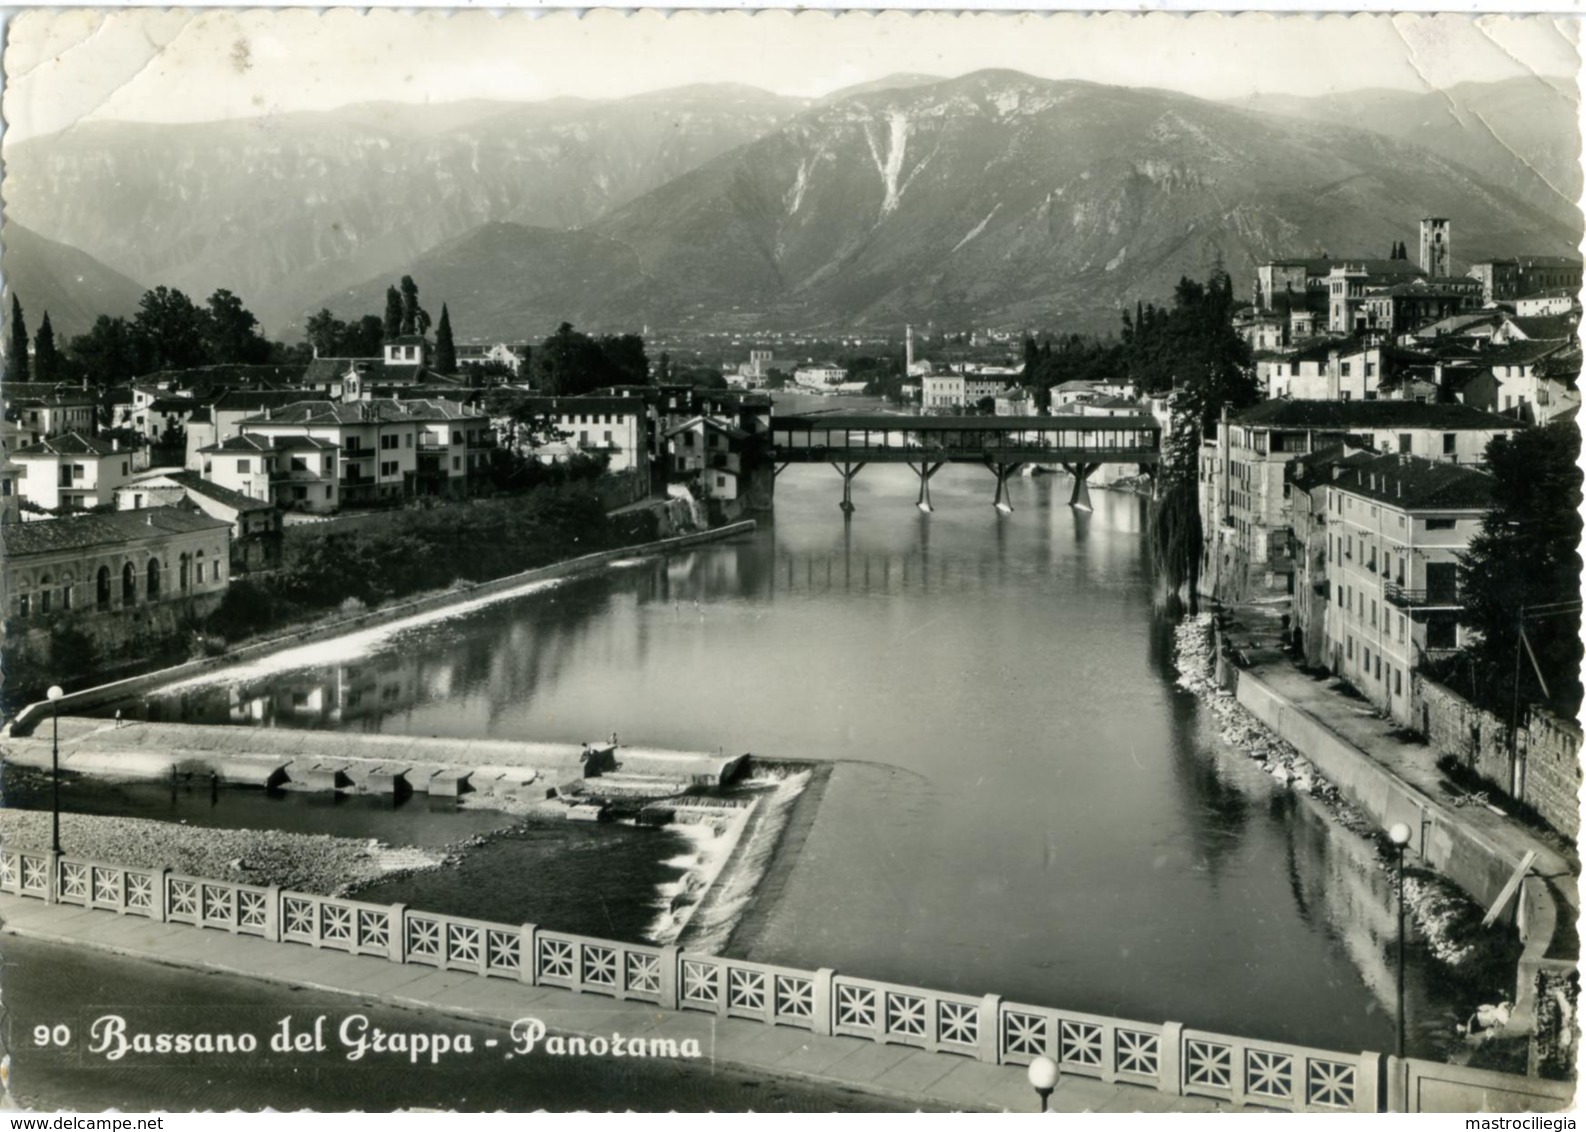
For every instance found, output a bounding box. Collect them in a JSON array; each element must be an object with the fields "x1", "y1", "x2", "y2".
[
  {"x1": 831, "y1": 976, "x2": 982, "y2": 1051},
  {"x1": 1000, "y1": 1001, "x2": 1167, "y2": 1087},
  {"x1": 536, "y1": 930, "x2": 666, "y2": 1002},
  {"x1": 280, "y1": 893, "x2": 395, "y2": 956},
  {"x1": 1180, "y1": 1028, "x2": 1367, "y2": 1113}
]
